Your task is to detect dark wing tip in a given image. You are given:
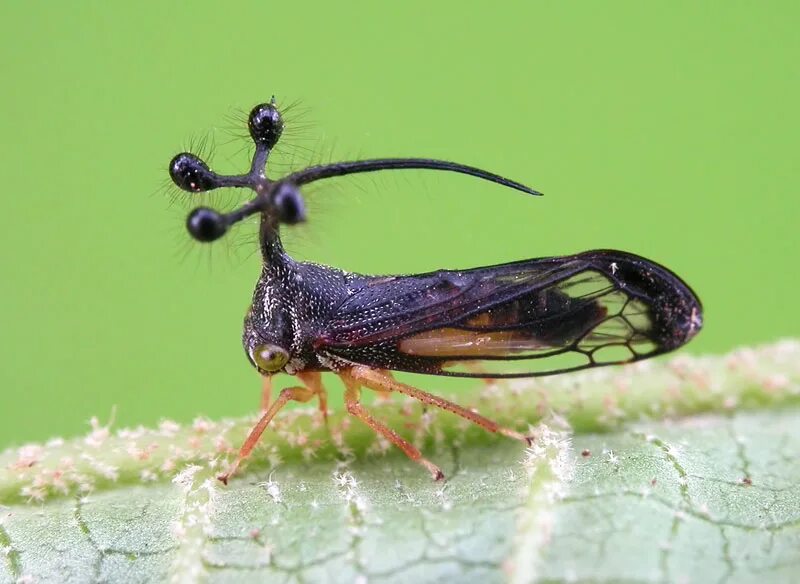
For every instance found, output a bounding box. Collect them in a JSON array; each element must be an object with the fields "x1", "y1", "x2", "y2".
[{"x1": 585, "y1": 250, "x2": 703, "y2": 352}]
